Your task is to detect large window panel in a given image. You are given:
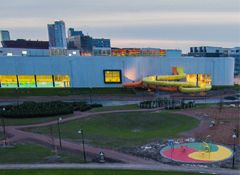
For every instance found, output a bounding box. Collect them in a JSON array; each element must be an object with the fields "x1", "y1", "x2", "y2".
[
  {"x1": 186, "y1": 74, "x2": 212, "y2": 85},
  {"x1": 104, "y1": 70, "x2": 122, "y2": 83},
  {"x1": 36, "y1": 75, "x2": 53, "y2": 87},
  {"x1": 18, "y1": 75, "x2": 36, "y2": 87},
  {"x1": 0, "y1": 75, "x2": 18, "y2": 87},
  {"x1": 54, "y1": 75, "x2": 70, "y2": 87}
]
